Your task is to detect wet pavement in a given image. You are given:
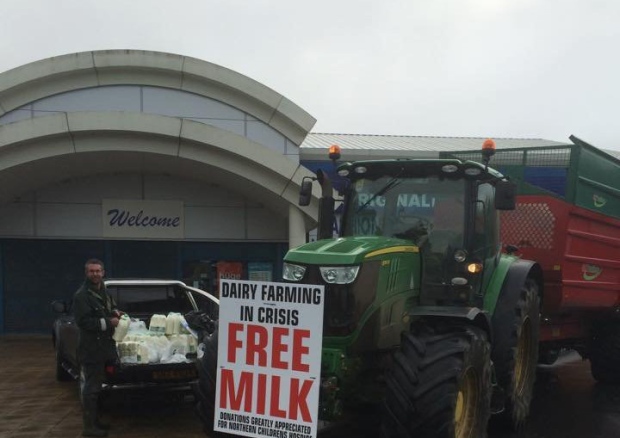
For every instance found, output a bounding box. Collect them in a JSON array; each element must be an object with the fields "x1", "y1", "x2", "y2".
[
  {"x1": 1, "y1": 335, "x2": 619, "y2": 437},
  {"x1": 491, "y1": 350, "x2": 620, "y2": 438},
  {"x1": 0, "y1": 335, "x2": 204, "y2": 438}
]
